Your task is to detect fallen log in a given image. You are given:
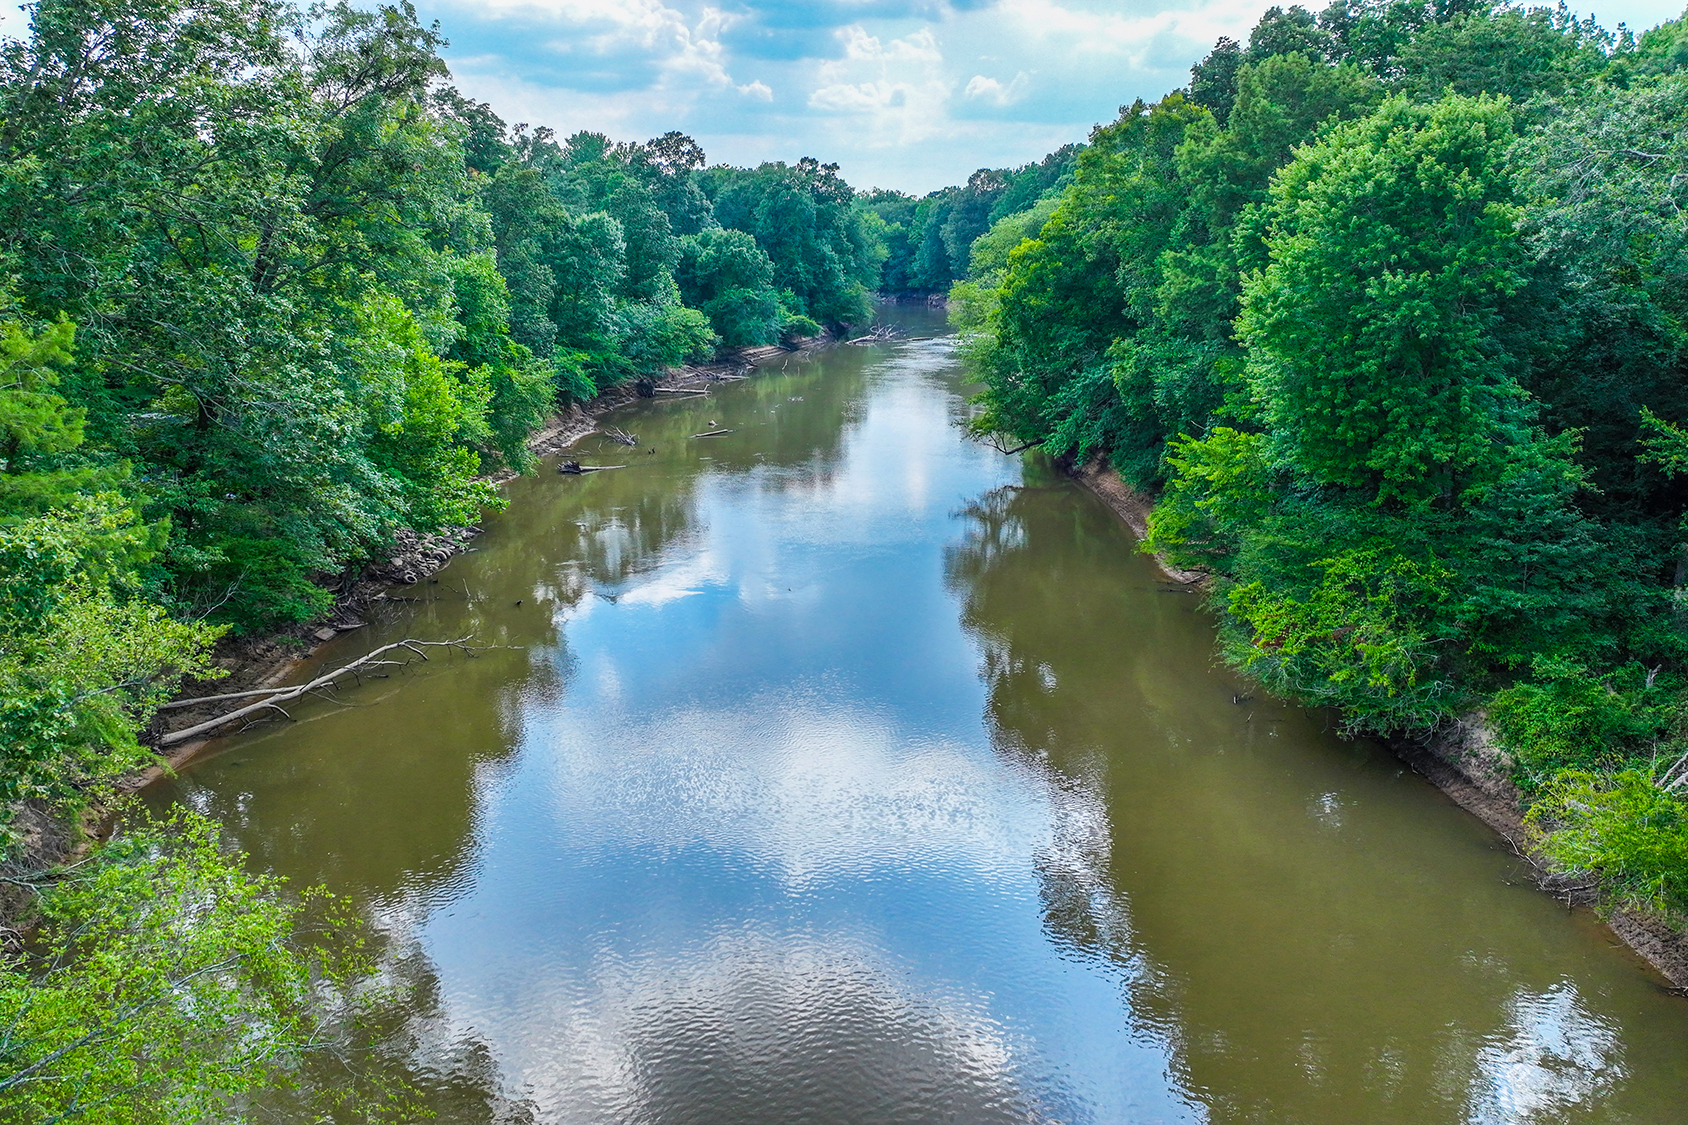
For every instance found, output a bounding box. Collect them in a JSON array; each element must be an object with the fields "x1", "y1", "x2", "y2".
[
  {"x1": 691, "y1": 428, "x2": 732, "y2": 438},
  {"x1": 158, "y1": 637, "x2": 476, "y2": 747}
]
